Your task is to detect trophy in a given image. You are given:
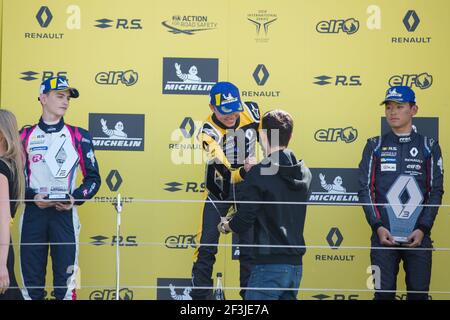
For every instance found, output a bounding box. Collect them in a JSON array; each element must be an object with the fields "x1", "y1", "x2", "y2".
[
  {"x1": 43, "y1": 134, "x2": 79, "y2": 202},
  {"x1": 205, "y1": 157, "x2": 231, "y2": 201},
  {"x1": 385, "y1": 175, "x2": 424, "y2": 244}
]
